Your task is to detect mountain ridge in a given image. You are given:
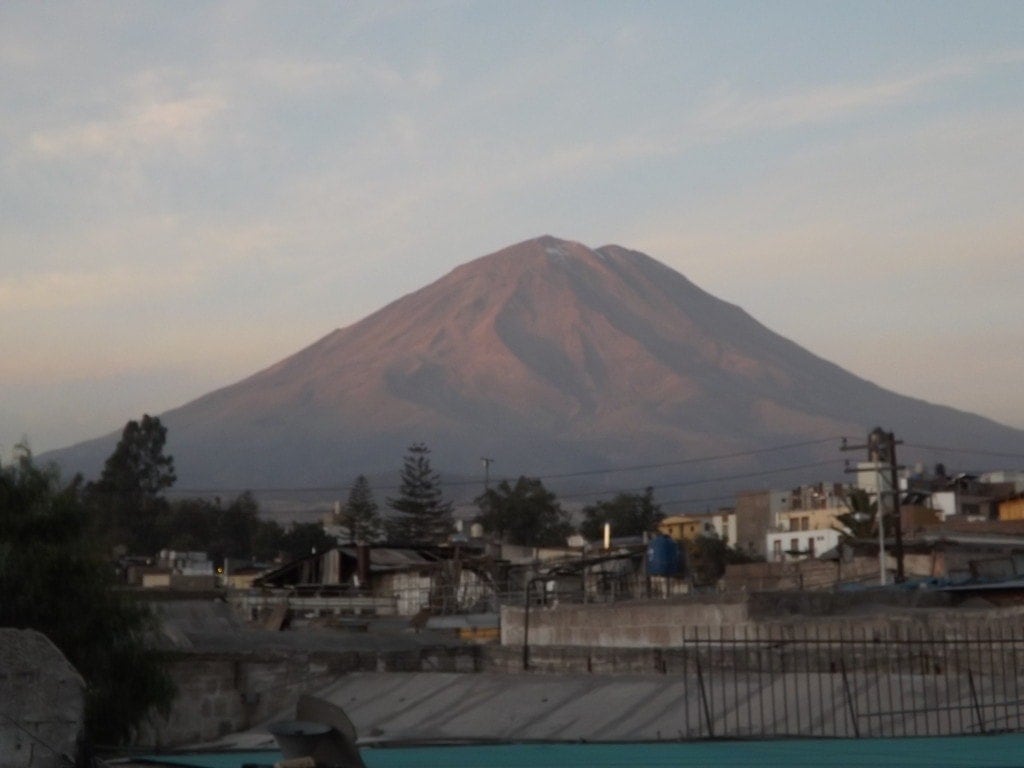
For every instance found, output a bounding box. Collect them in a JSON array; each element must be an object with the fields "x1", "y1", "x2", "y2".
[{"x1": 42, "y1": 236, "x2": 1024, "y2": 497}]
